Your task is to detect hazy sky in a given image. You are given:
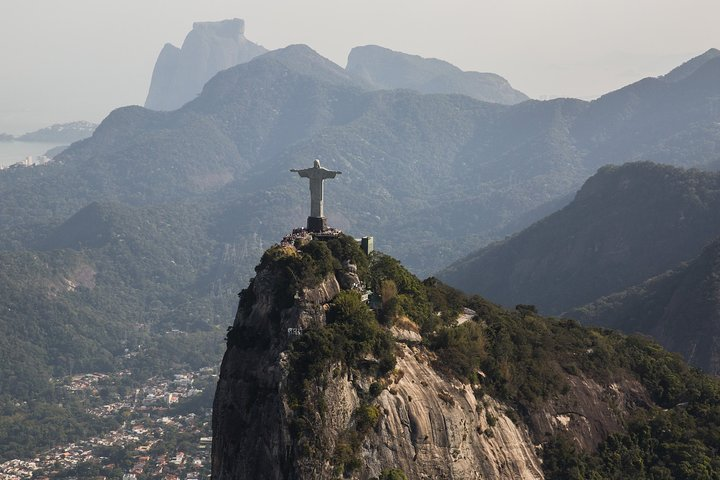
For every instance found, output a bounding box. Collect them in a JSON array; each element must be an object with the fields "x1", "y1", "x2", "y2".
[{"x1": 2, "y1": 0, "x2": 719, "y2": 134}]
